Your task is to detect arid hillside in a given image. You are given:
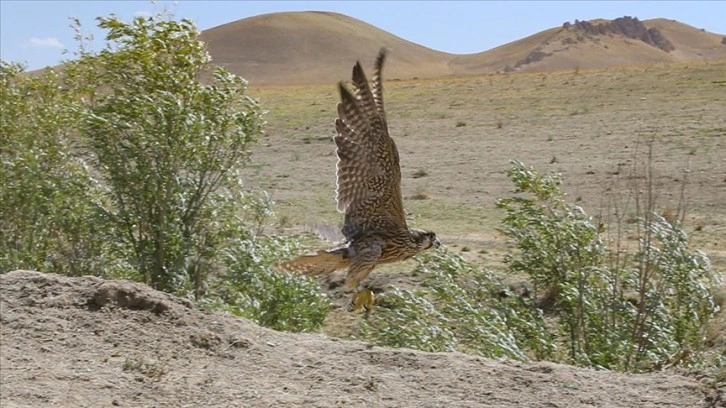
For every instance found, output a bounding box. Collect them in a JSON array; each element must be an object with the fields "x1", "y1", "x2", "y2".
[
  {"x1": 199, "y1": 12, "x2": 726, "y2": 84},
  {"x1": 1, "y1": 270, "x2": 722, "y2": 407}
]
